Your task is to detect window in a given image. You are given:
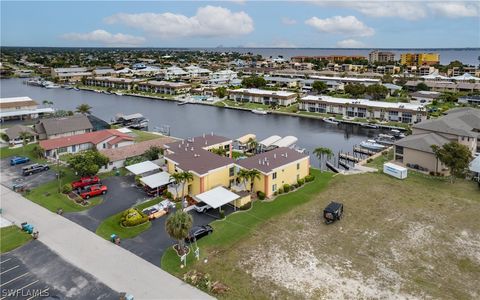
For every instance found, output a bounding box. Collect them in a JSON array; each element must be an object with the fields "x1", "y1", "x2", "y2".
[
  {"x1": 103, "y1": 143, "x2": 107, "y2": 149},
  {"x1": 229, "y1": 167, "x2": 235, "y2": 177},
  {"x1": 272, "y1": 172, "x2": 277, "y2": 179},
  {"x1": 272, "y1": 184, "x2": 277, "y2": 192},
  {"x1": 297, "y1": 163, "x2": 300, "y2": 170},
  {"x1": 58, "y1": 147, "x2": 67, "y2": 153}
]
